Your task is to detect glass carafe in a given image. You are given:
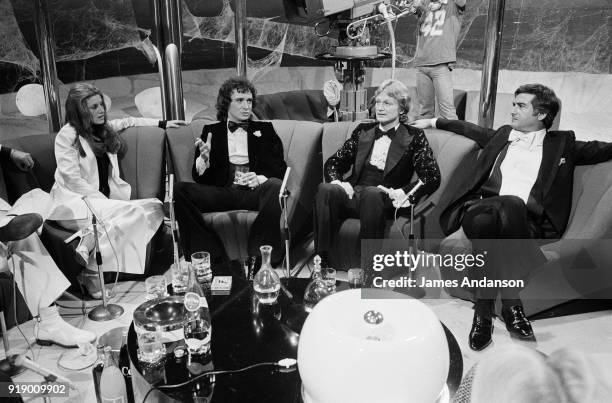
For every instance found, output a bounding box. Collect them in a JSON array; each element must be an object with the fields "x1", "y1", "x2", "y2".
[
  {"x1": 303, "y1": 255, "x2": 331, "y2": 312},
  {"x1": 253, "y1": 245, "x2": 281, "y2": 304}
]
